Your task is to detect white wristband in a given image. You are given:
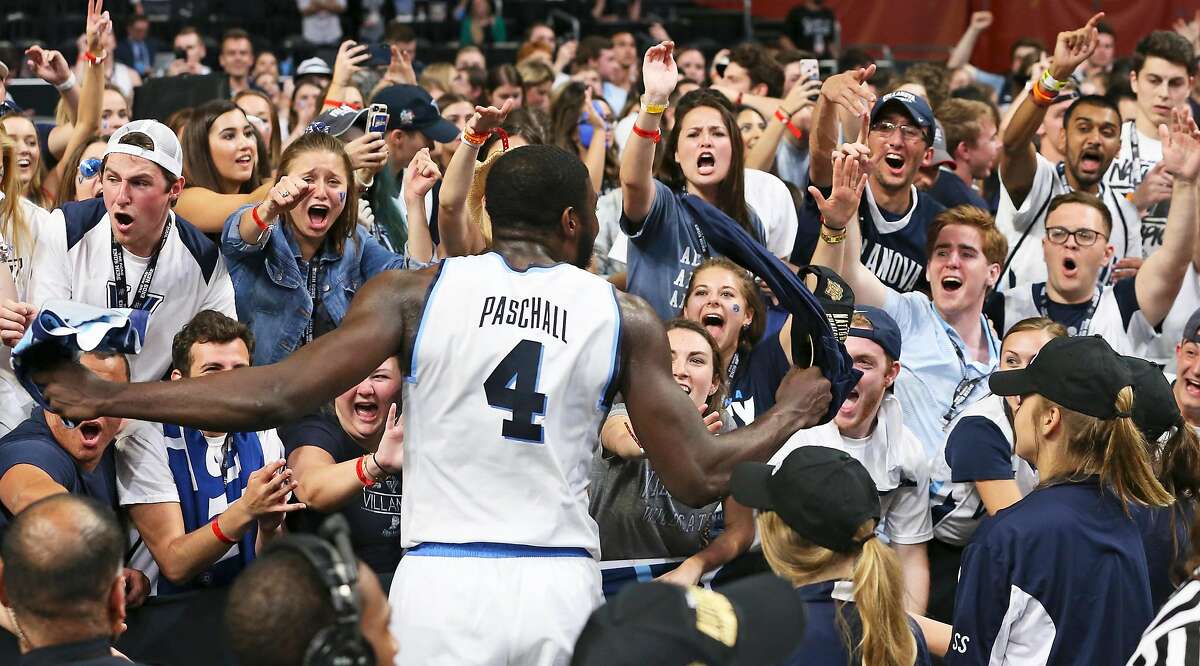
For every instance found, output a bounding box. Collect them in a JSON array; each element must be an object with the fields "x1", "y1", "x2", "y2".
[{"x1": 55, "y1": 73, "x2": 77, "y2": 92}]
